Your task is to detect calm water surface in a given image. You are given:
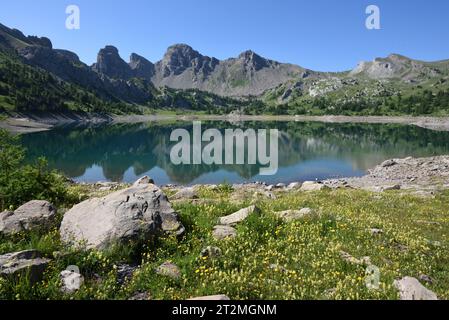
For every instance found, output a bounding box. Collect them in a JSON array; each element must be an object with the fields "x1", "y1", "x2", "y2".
[{"x1": 21, "y1": 121, "x2": 449, "y2": 185}]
